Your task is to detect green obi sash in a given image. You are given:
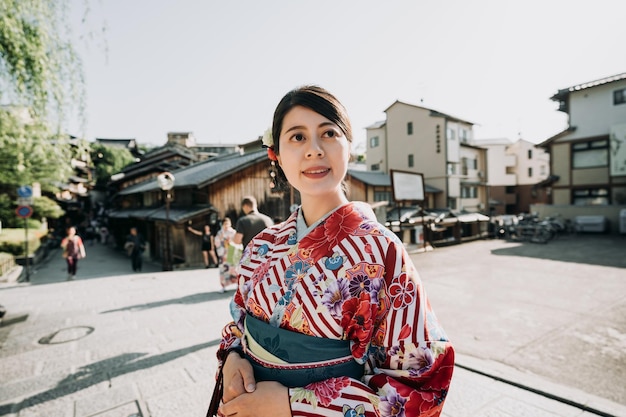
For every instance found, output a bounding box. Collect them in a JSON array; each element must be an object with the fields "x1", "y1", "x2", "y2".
[{"x1": 243, "y1": 314, "x2": 364, "y2": 387}]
